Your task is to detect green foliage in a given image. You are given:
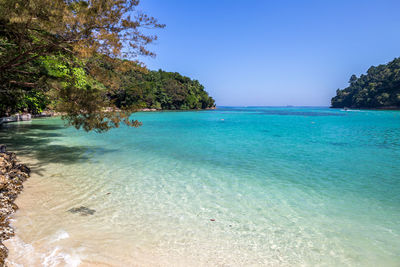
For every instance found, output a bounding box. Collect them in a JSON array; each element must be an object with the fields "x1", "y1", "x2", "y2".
[
  {"x1": 331, "y1": 58, "x2": 400, "y2": 108},
  {"x1": 0, "y1": 35, "x2": 50, "y2": 116},
  {"x1": 0, "y1": 87, "x2": 49, "y2": 115},
  {"x1": 19, "y1": 90, "x2": 49, "y2": 114},
  {"x1": 111, "y1": 68, "x2": 215, "y2": 110},
  {"x1": 0, "y1": 0, "x2": 163, "y2": 132},
  {"x1": 0, "y1": 0, "x2": 214, "y2": 132},
  {"x1": 40, "y1": 55, "x2": 95, "y2": 90}
]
